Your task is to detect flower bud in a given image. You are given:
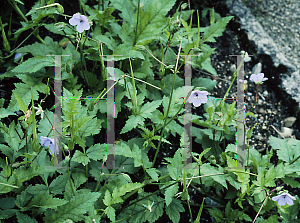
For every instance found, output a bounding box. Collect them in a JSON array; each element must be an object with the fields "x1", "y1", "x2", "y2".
[
  {"x1": 160, "y1": 79, "x2": 165, "y2": 90},
  {"x1": 4, "y1": 159, "x2": 11, "y2": 178},
  {"x1": 56, "y1": 4, "x2": 64, "y2": 14},
  {"x1": 122, "y1": 173, "x2": 132, "y2": 183},
  {"x1": 59, "y1": 38, "x2": 71, "y2": 48},
  {"x1": 44, "y1": 86, "x2": 50, "y2": 95},
  {"x1": 32, "y1": 140, "x2": 39, "y2": 152},
  {"x1": 88, "y1": 102, "x2": 95, "y2": 111},
  {"x1": 13, "y1": 172, "x2": 22, "y2": 187},
  {"x1": 51, "y1": 156, "x2": 58, "y2": 166},
  {"x1": 0, "y1": 17, "x2": 10, "y2": 52},
  {"x1": 68, "y1": 140, "x2": 74, "y2": 151}
]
